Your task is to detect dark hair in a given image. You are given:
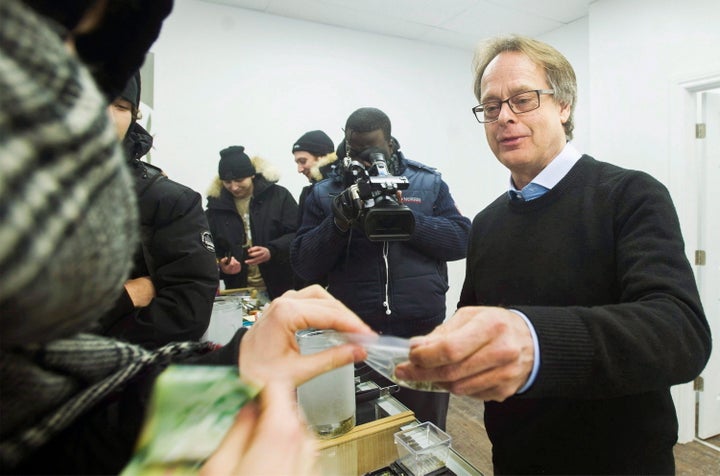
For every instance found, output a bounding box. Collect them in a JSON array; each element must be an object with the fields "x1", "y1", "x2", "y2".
[
  {"x1": 345, "y1": 107, "x2": 391, "y2": 141},
  {"x1": 118, "y1": 71, "x2": 141, "y2": 121}
]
